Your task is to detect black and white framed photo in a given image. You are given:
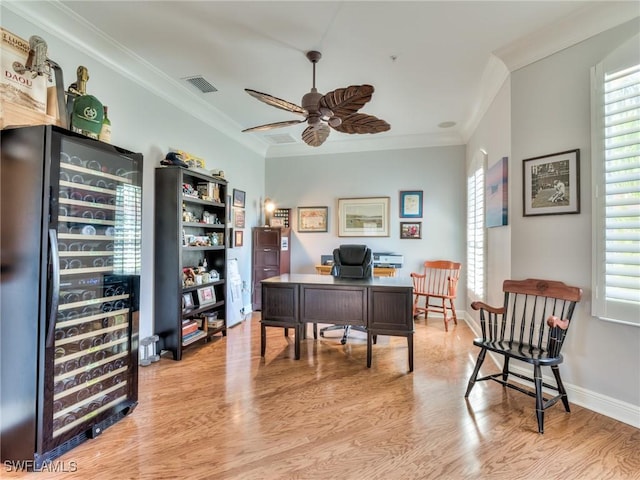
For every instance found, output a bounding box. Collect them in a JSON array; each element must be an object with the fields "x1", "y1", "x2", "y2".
[
  {"x1": 182, "y1": 292, "x2": 193, "y2": 311},
  {"x1": 523, "y1": 149, "x2": 580, "y2": 216}
]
